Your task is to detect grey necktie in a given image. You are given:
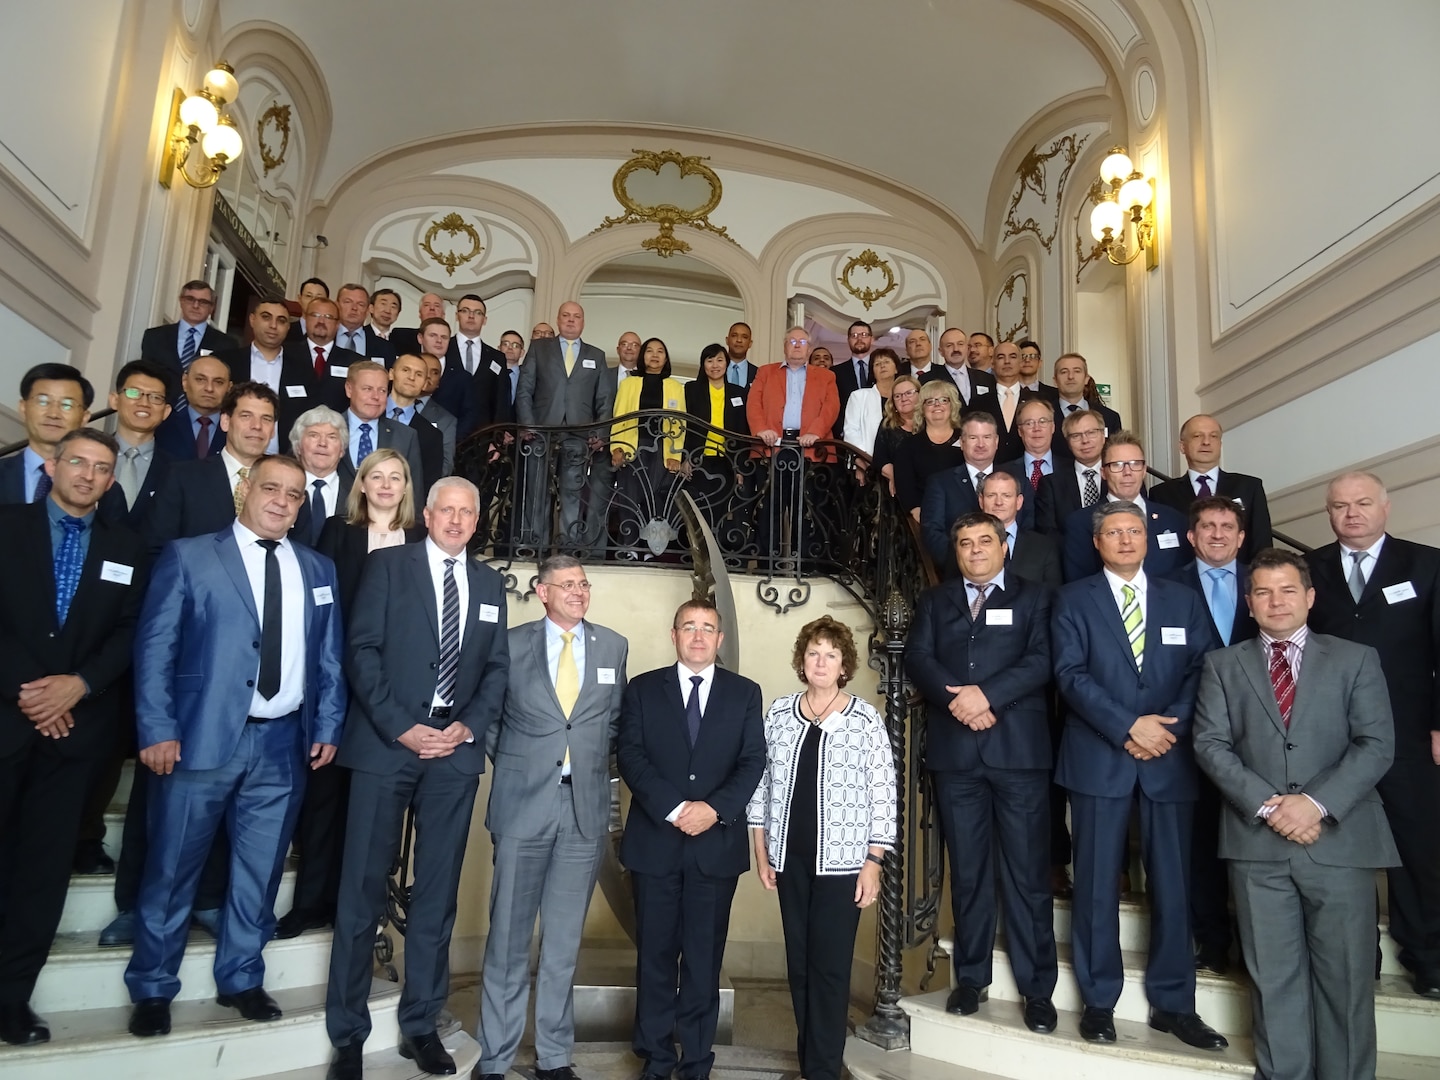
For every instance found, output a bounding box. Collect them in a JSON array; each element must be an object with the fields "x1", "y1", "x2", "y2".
[
  {"x1": 116, "y1": 446, "x2": 142, "y2": 508},
  {"x1": 1082, "y1": 469, "x2": 1100, "y2": 506},
  {"x1": 465, "y1": 339, "x2": 475, "y2": 375},
  {"x1": 969, "y1": 582, "x2": 989, "y2": 620},
  {"x1": 1348, "y1": 550, "x2": 1367, "y2": 603}
]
